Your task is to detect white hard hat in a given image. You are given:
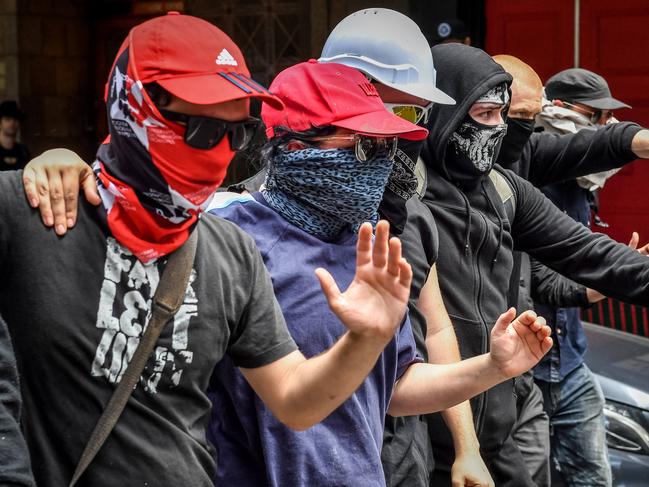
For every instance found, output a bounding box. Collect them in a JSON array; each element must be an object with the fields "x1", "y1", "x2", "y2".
[{"x1": 319, "y1": 8, "x2": 455, "y2": 105}]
